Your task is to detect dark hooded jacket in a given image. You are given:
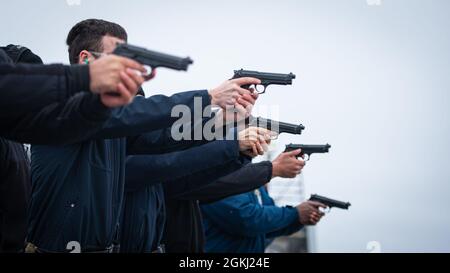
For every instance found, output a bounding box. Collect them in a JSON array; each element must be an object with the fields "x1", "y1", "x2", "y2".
[
  {"x1": 0, "y1": 45, "x2": 110, "y2": 144},
  {"x1": 28, "y1": 90, "x2": 212, "y2": 252}
]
